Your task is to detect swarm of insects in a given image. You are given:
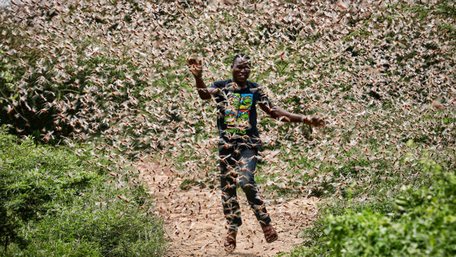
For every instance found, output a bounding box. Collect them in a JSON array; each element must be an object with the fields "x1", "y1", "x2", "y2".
[{"x1": 0, "y1": 0, "x2": 454, "y2": 201}]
